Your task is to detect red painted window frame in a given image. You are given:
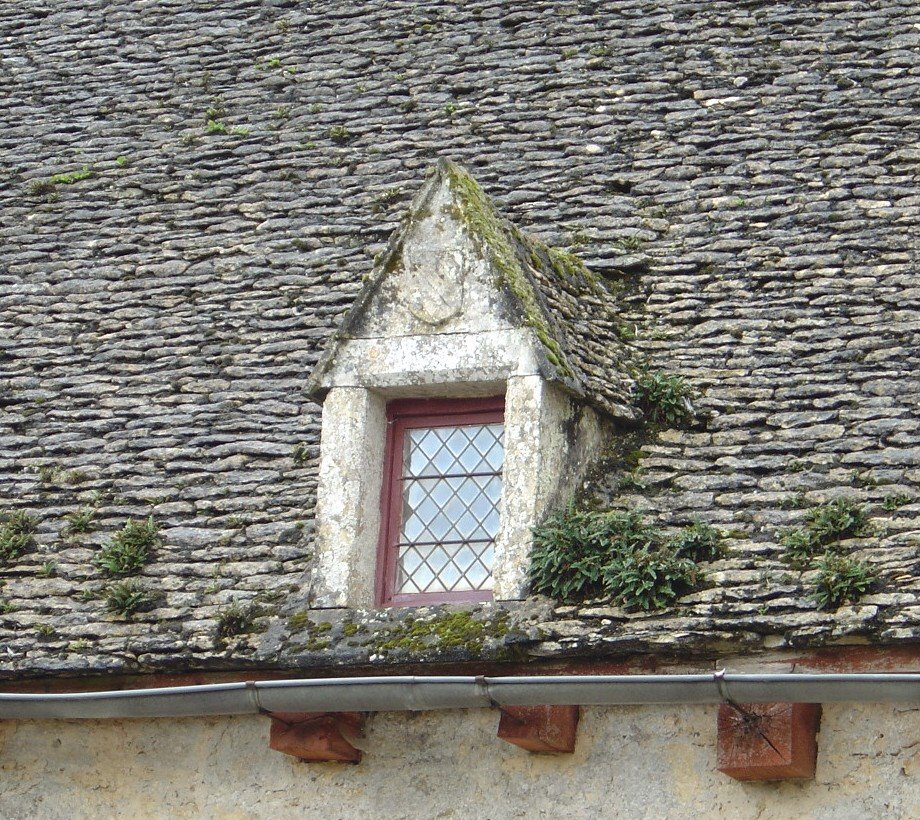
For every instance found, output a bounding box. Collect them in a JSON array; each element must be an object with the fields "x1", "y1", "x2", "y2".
[{"x1": 376, "y1": 396, "x2": 505, "y2": 607}]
